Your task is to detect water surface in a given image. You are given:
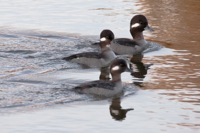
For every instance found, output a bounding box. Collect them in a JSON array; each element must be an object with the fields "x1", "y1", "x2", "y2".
[{"x1": 0, "y1": 0, "x2": 200, "y2": 133}]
